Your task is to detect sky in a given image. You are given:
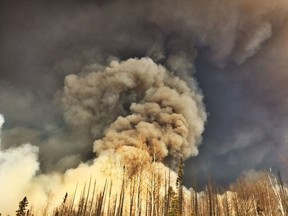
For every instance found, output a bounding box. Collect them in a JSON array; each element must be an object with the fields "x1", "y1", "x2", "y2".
[{"x1": 1, "y1": 0, "x2": 288, "y2": 192}]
